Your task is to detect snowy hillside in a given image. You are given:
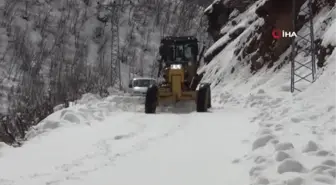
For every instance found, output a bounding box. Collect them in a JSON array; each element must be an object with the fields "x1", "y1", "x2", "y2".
[
  {"x1": 0, "y1": 0, "x2": 335, "y2": 185},
  {"x1": 199, "y1": 0, "x2": 336, "y2": 184},
  {"x1": 0, "y1": 0, "x2": 208, "y2": 112},
  {"x1": 0, "y1": 0, "x2": 209, "y2": 142}
]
